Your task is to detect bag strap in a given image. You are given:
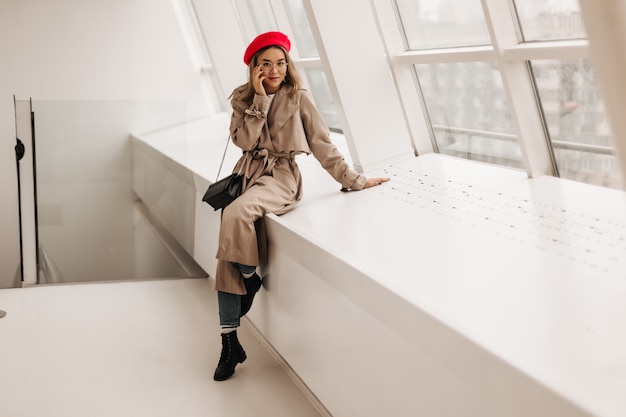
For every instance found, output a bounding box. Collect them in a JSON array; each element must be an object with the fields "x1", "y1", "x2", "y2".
[{"x1": 215, "y1": 136, "x2": 231, "y2": 182}]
